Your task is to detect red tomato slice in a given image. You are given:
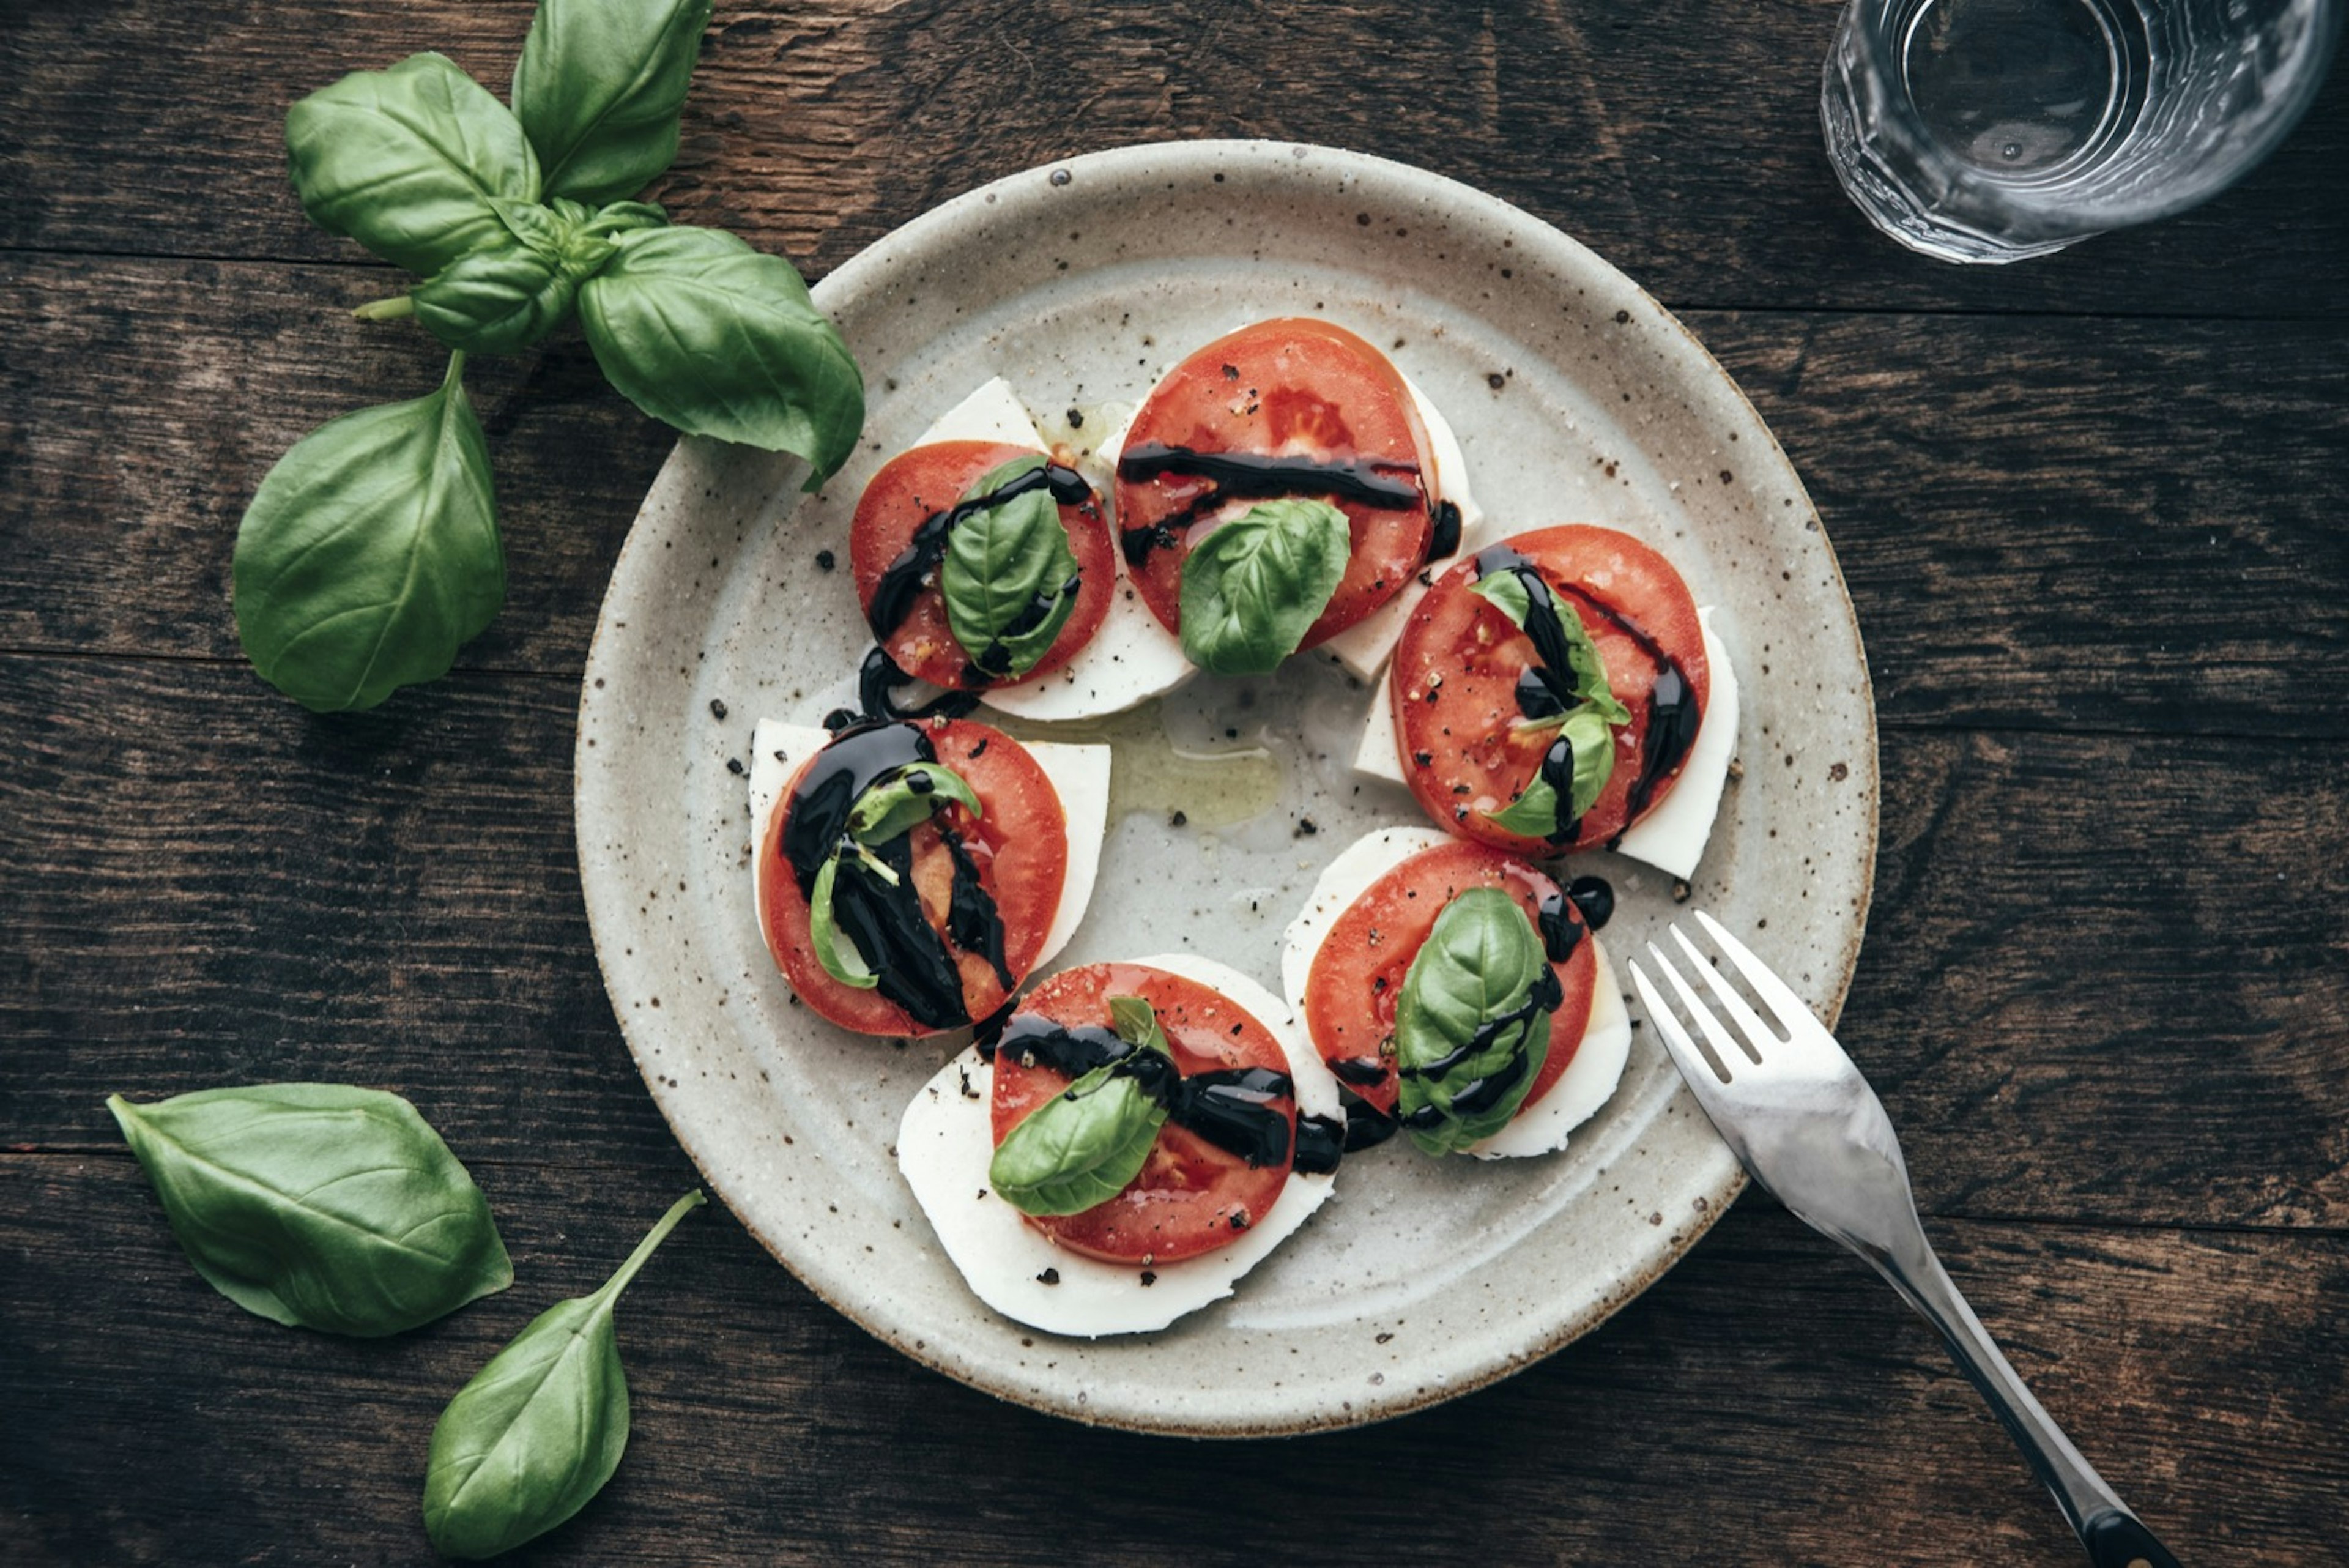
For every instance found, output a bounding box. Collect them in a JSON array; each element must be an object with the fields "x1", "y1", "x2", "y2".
[
  {"x1": 1301, "y1": 841, "x2": 1597, "y2": 1122},
  {"x1": 1392, "y1": 526, "x2": 1709, "y2": 855},
  {"x1": 759, "y1": 718, "x2": 1067, "y2": 1037},
  {"x1": 849, "y1": 440, "x2": 1115, "y2": 691},
  {"x1": 1113, "y1": 318, "x2": 1440, "y2": 648},
  {"x1": 990, "y1": 962, "x2": 1293, "y2": 1265}
]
